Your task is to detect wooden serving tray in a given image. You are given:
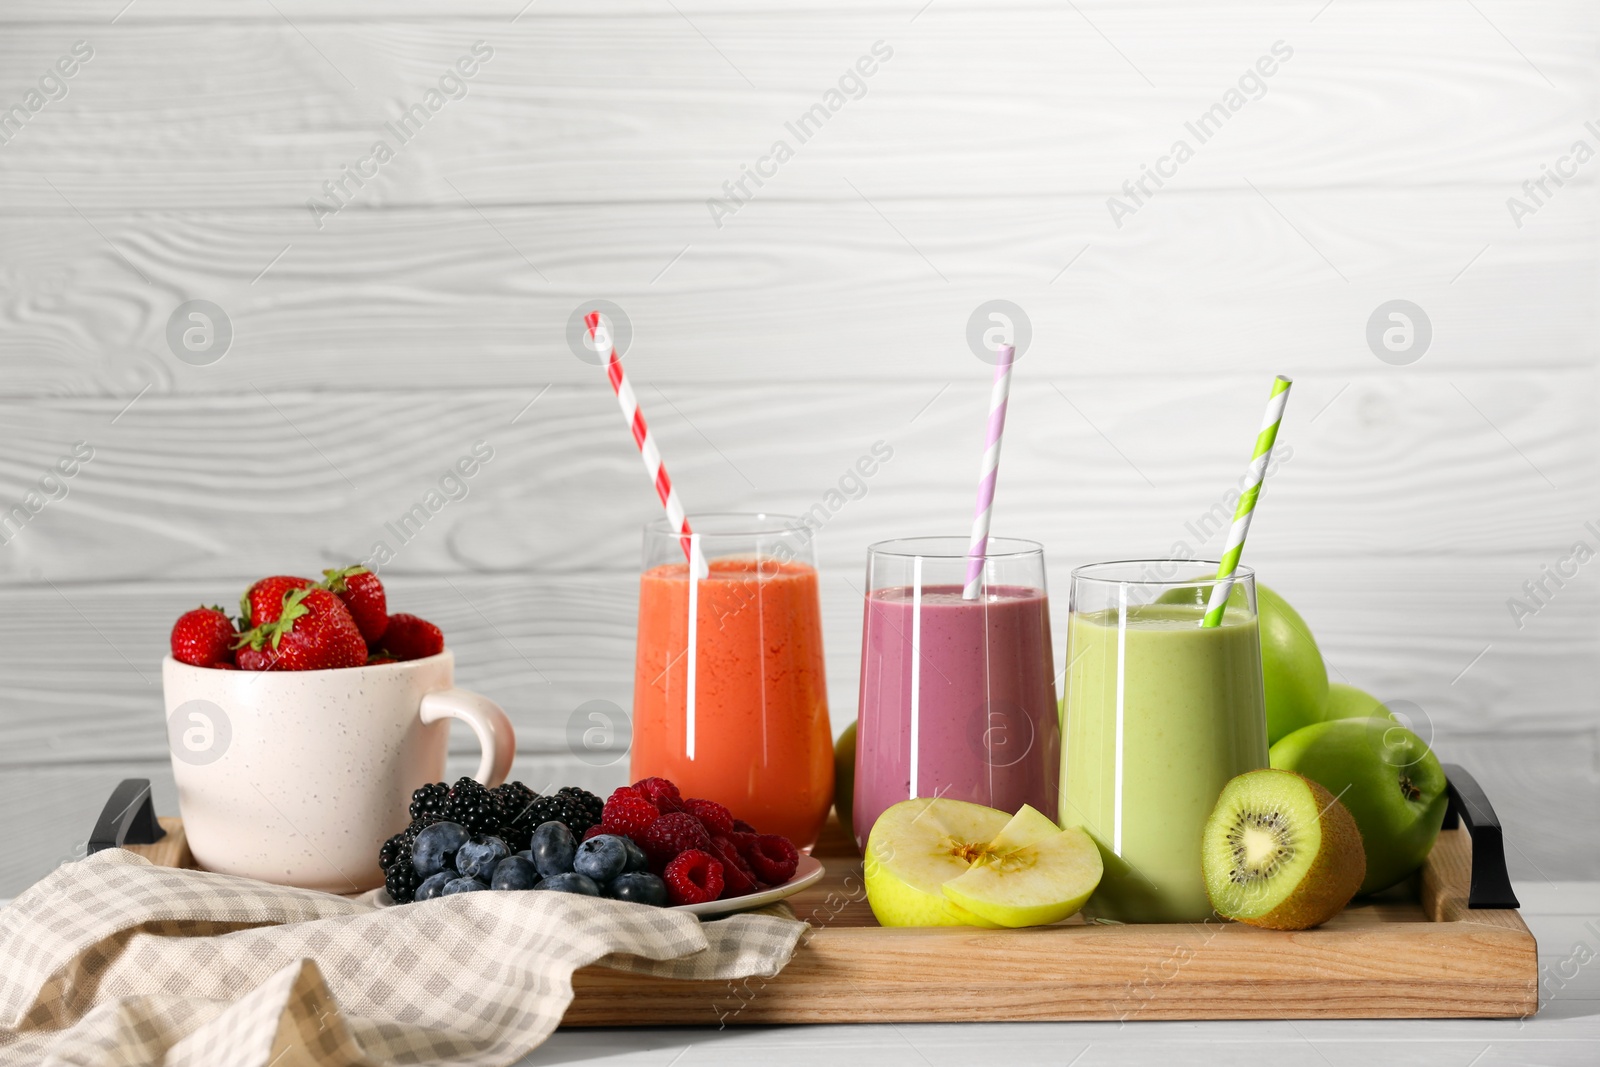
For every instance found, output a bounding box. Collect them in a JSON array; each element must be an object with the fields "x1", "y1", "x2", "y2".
[{"x1": 96, "y1": 767, "x2": 1538, "y2": 1024}]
